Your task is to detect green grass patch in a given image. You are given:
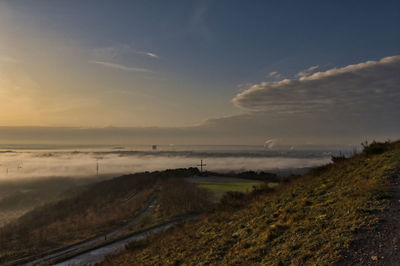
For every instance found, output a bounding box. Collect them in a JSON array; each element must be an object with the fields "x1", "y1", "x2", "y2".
[{"x1": 196, "y1": 181, "x2": 263, "y2": 200}]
